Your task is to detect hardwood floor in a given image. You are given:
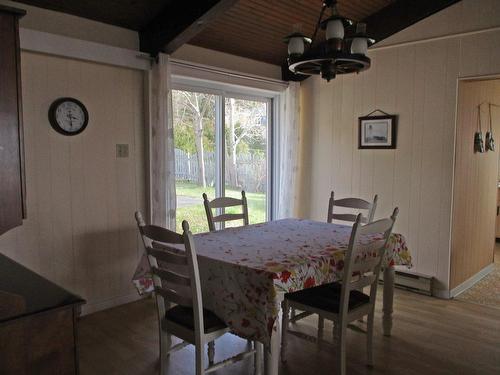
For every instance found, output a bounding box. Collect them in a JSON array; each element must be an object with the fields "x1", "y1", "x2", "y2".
[{"x1": 79, "y1": 289, "x2": 500, "y2": 375}]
